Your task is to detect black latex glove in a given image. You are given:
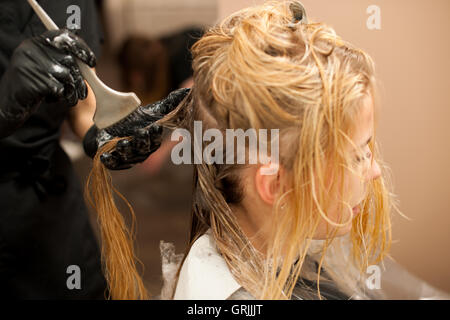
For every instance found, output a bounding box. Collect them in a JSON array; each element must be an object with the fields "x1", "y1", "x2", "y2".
[
  {"x1": 0, "y1": 29, "x2": 96, "y2": 138},
  {"x1": 83, "y1": 88, "x2": 190, "y2": 170}
]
